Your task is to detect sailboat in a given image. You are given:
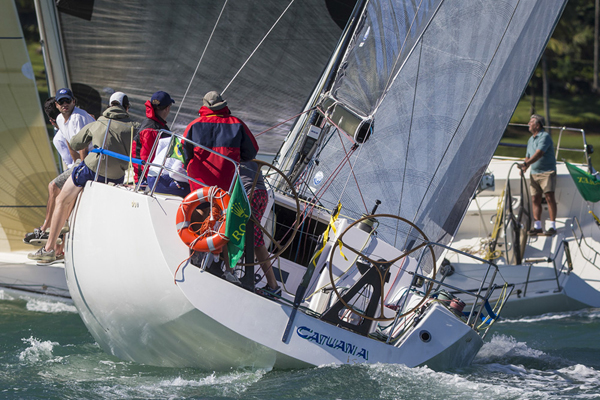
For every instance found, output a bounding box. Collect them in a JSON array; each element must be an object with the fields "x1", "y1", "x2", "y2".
[
  {"x1": 0, "y1": 0, "x2": 70, "y2": 299},
  {"x1": 53, "y1": 0, "x2": 567, "y2": 370},
  {"x1": 441, "y1": 125, "x2": 600, "y2": 318}
]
